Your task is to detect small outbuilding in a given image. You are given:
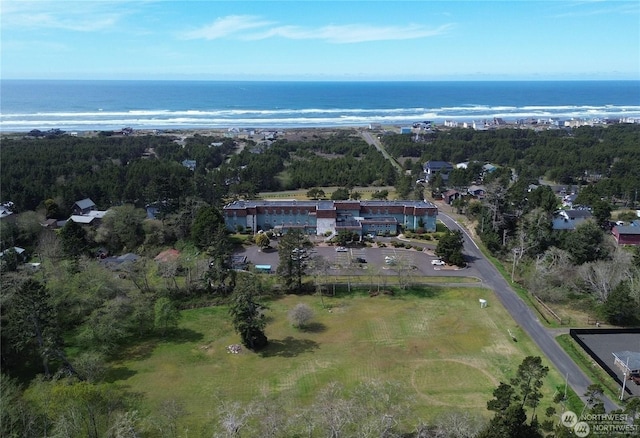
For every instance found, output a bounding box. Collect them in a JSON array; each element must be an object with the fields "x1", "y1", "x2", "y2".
[{"x1": 612, "y1": 224, "x2": 640, "y2": 245}]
